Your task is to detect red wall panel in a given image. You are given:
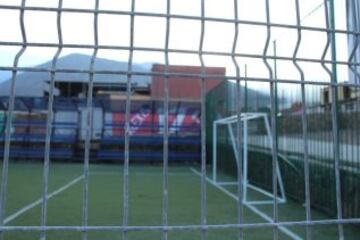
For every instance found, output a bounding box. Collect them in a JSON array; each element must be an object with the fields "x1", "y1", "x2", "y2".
[{"x1": 151, "y1": 64, "x2": 225, "y2": 101}]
